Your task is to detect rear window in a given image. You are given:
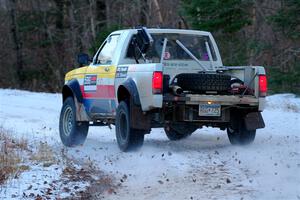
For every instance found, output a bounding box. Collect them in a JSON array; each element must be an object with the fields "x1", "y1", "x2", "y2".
[{"x1": 126, "y1": 33, "x2": 217, "y2": 62}]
